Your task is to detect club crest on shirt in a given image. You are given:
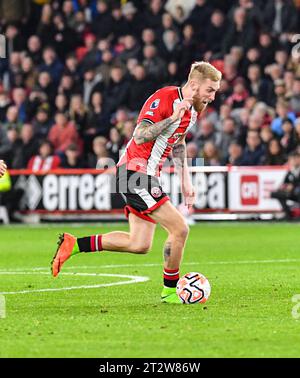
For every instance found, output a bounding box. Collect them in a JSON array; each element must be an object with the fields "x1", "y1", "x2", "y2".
[
  {"x1": 151, "y1": 186, "x2": 162, "y2": 198},
  {"x1": 150, "y1": 99, "x2": 160, "y2": 109}
]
